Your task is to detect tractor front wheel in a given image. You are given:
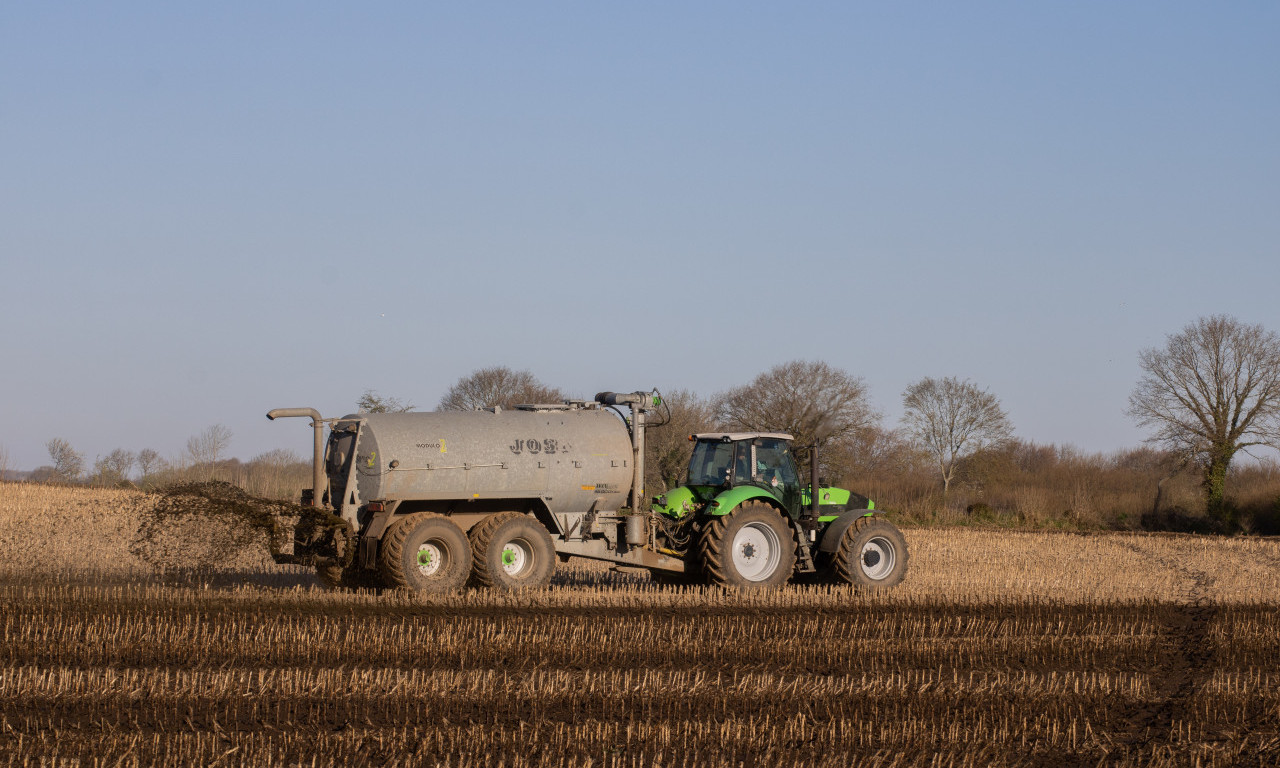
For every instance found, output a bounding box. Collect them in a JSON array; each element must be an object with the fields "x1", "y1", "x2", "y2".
[
  {"x1": 378, "y1": 513, "x2": 472, "y2": 593},
  {"x1": 832, "y1": 516, "x2": 908, "y2": 588},
  {"x1": 699, "y1": 501, "x2": 796, "y2": 588},
  {"x1": 468, "y1": 511, "x2": 556, "y2": 590}
]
